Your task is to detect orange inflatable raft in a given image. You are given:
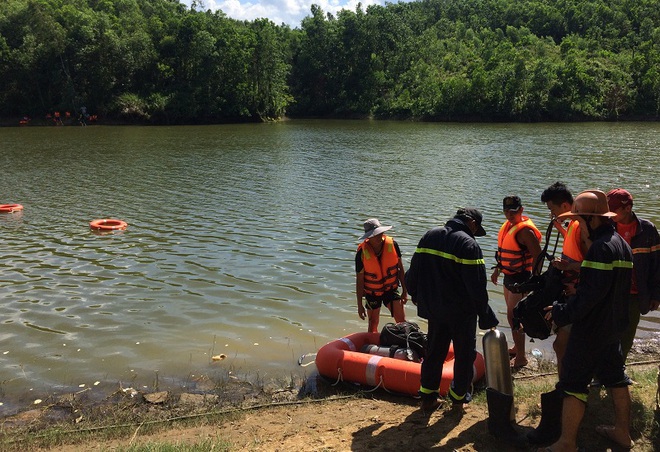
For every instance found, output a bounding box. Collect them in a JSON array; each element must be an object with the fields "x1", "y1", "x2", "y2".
[{"x1": 315, "y1": 332, "x2": 485, "y2": 396}]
